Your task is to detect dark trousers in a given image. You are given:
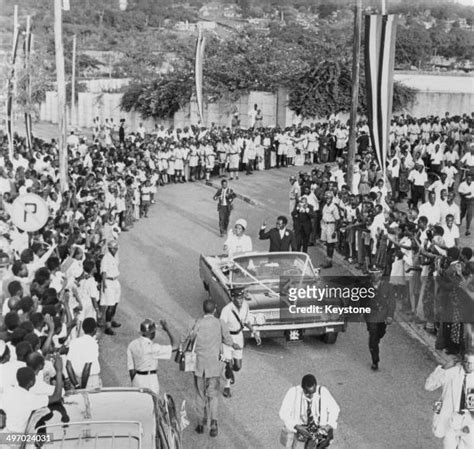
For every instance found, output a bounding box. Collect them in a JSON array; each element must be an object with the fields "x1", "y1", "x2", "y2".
[
  {"x1": 410, "y1": 185, "x2": 425, "y2": 208},
  {"x1": 296, "y1": 229, "x2": 311, "y2": 253},
  {"x1": 366, "y1": 322, "x2": 387, "y2": 364},
  {"x1": 218, "y1": 205, "x2": 231, "y2": 235},
  {"x1": 105, "y1": 303, "x2": 118, "y2": 323},
  {"x1": 461, "y1": 198, "x2": 474, "y2": 232}
]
